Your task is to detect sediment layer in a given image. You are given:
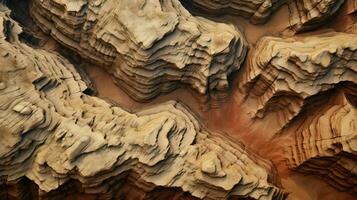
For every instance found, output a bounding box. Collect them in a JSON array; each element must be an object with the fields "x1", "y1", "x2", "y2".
[
  {"x1": 242, "y1": 32, "x2": 357, "y2": 129},
  {"x1": 0, "y1": 9, "x2": 284, "y2": 200},
  {"x1": 29, "y1": 0, "x2": 248, "y2": 102}
]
